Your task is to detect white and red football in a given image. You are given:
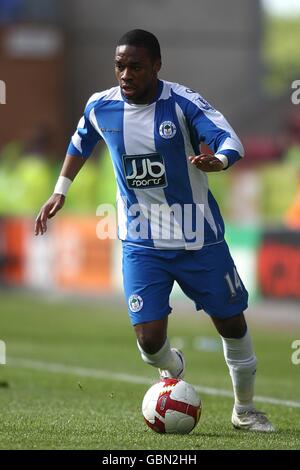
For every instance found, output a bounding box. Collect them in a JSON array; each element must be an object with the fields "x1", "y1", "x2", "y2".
[{"x1": 142, "y1": 378, "x2": 202, "y2": 434}]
